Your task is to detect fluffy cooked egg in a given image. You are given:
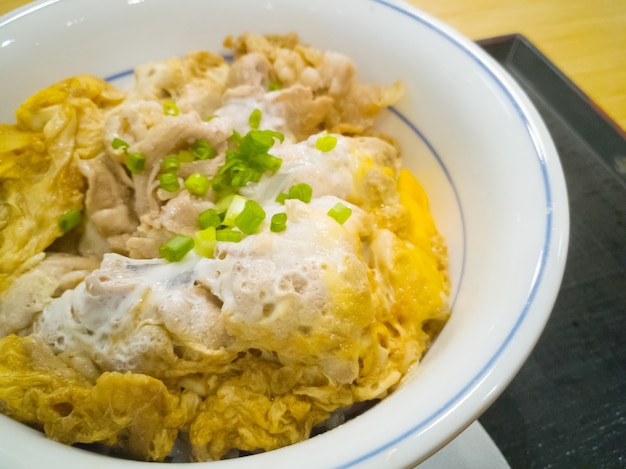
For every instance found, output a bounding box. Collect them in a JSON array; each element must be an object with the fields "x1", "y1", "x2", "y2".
[{"x1": 0, "y1": 33, "x2": 449, "y2": 462}]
